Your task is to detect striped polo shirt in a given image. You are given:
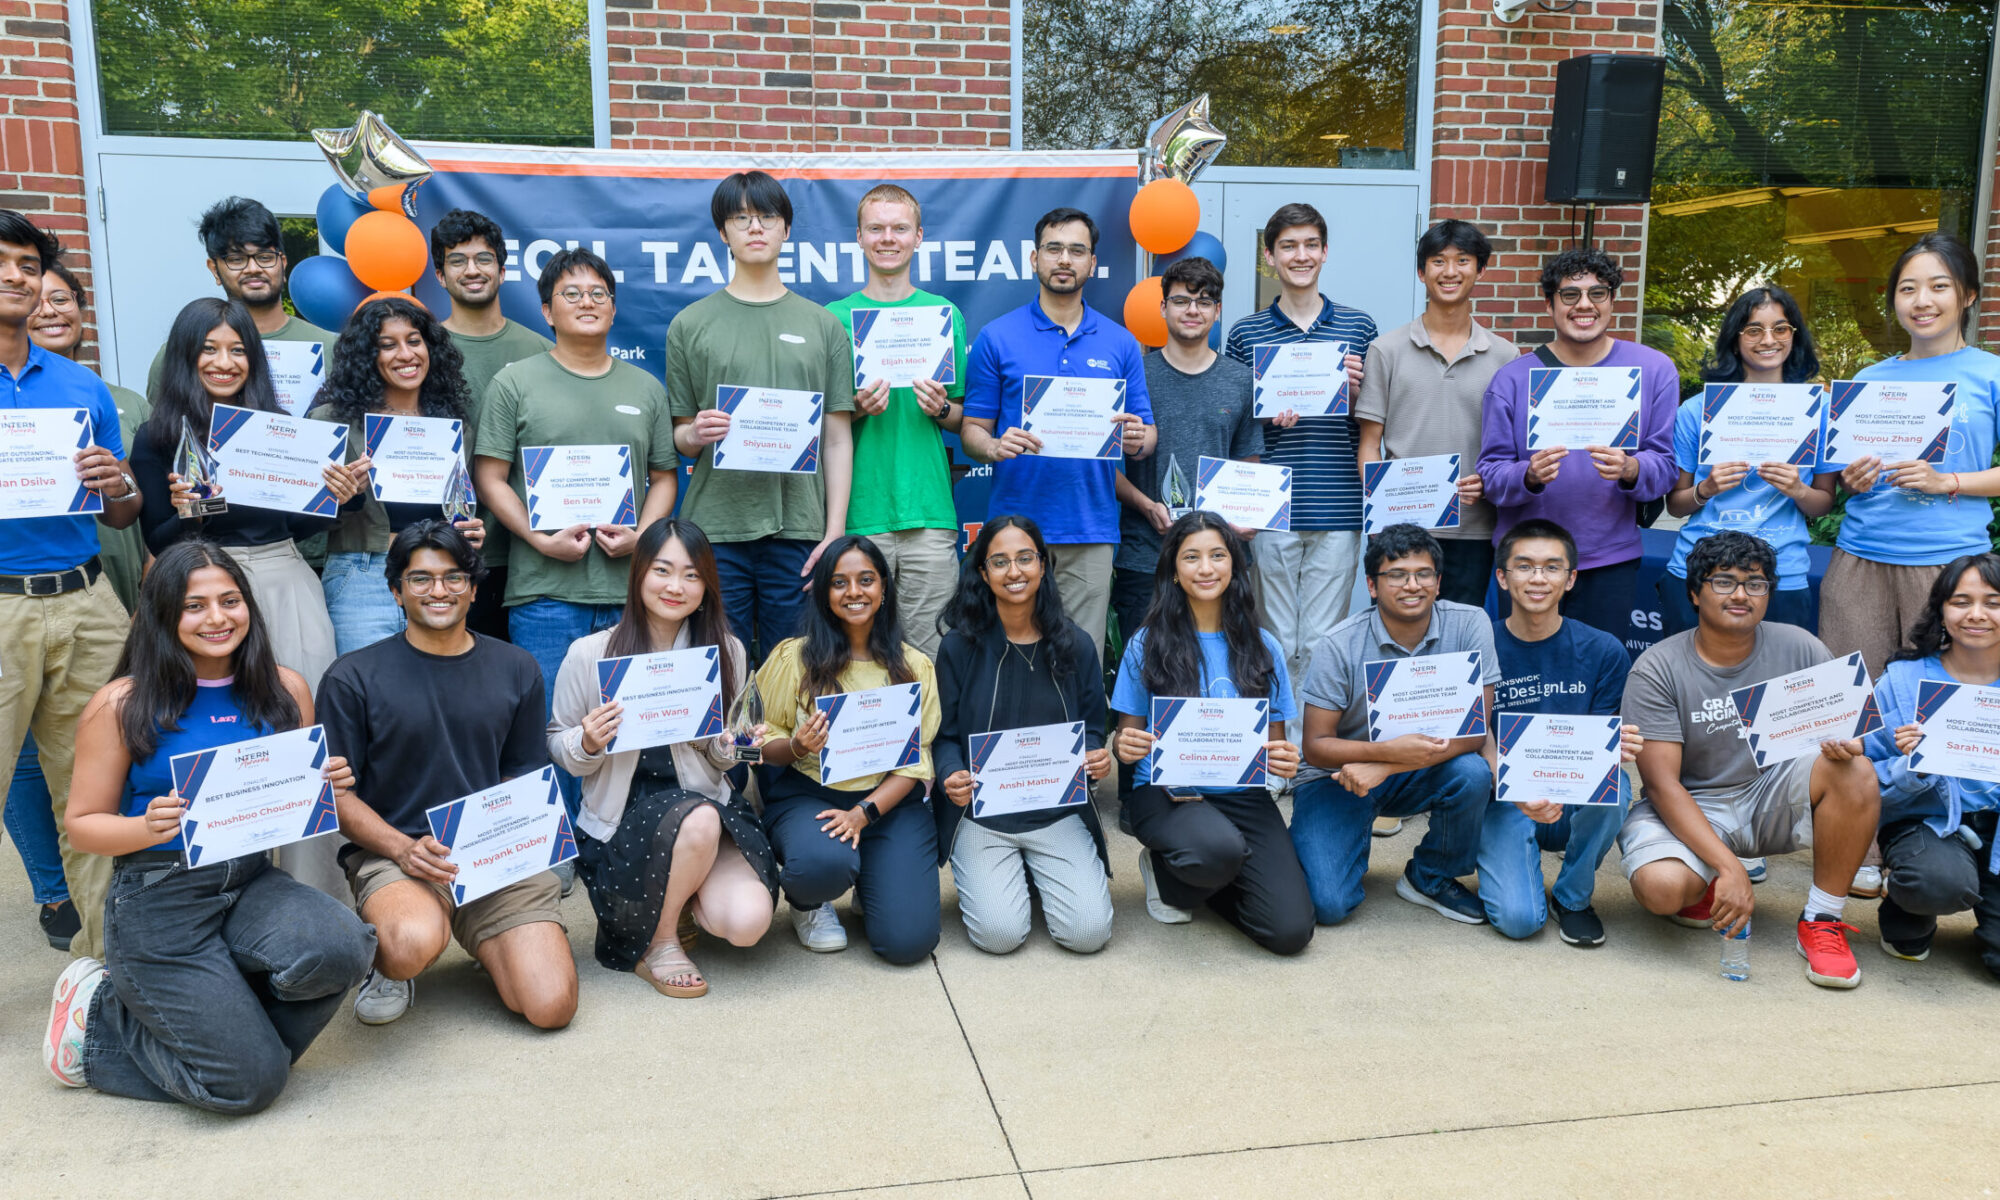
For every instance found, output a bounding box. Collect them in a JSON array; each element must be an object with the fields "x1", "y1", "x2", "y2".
[{"x1": 1223, "y1": 296, "x2": 1379, "y2": 531}]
